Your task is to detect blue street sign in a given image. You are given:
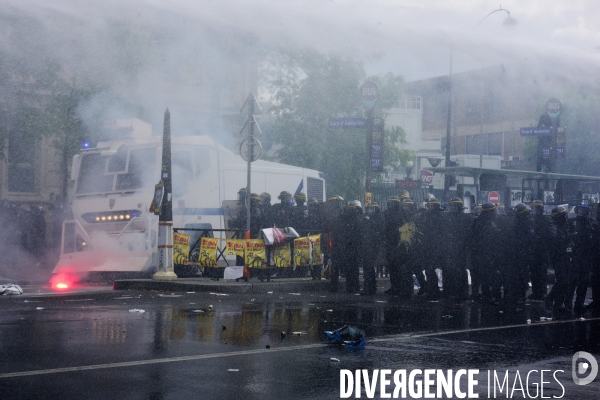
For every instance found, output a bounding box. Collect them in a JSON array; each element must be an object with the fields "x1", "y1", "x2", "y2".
[
  {"x1": 520, "y1": 127, "x2": 552, "y2": 137},
  {"x1": 328, "y1": 118, "x2": 366, "y2": 129}
]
